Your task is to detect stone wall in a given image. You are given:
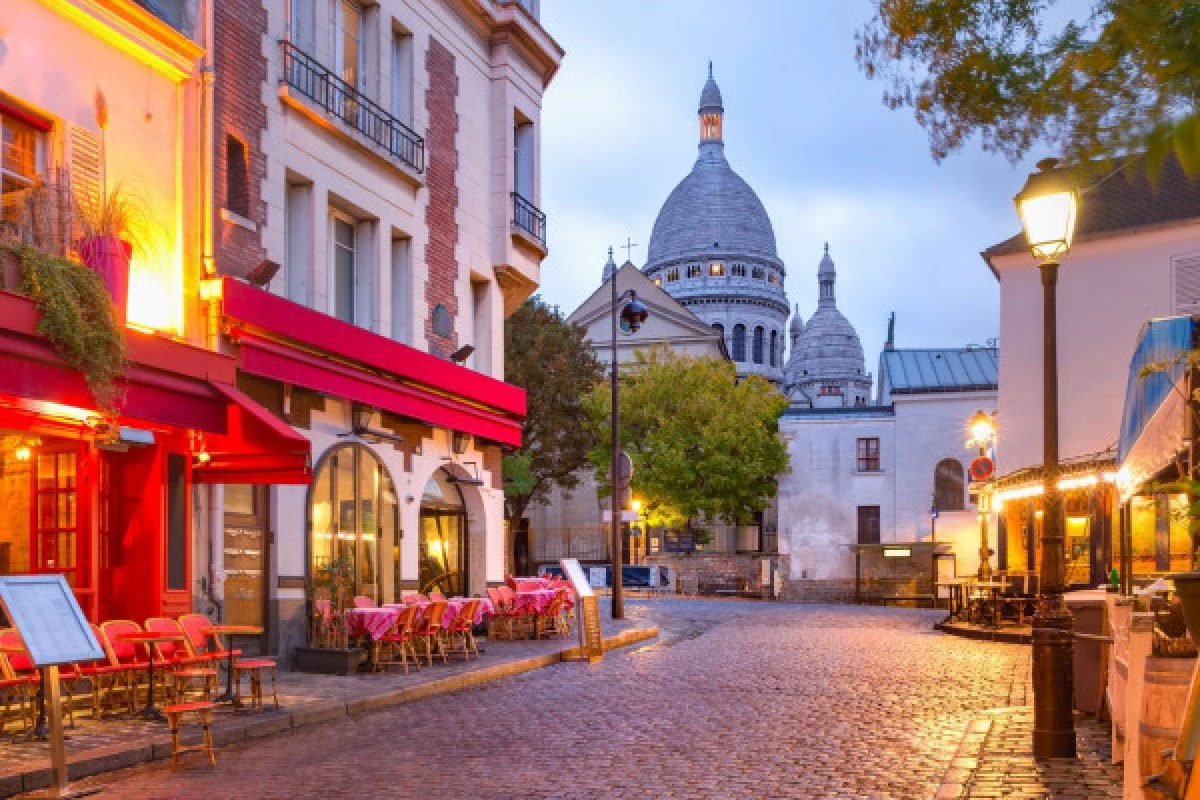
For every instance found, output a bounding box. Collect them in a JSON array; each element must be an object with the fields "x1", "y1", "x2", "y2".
[
  {"x1": 647, "y1": 553, "x2": 789, "y2": 597},
  {"x1": 781, "y1": 580, "x2": 856, "y2": 604}
]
